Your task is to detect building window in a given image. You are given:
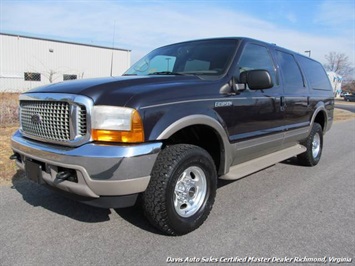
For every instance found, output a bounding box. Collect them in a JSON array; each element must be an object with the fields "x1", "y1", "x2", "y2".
[
  {"x1": 24, "y1": 72, "x2": 41, "y2": 81},
  {"x1": 63, "y1": 74, "x2": 77, "y2": 81}
]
